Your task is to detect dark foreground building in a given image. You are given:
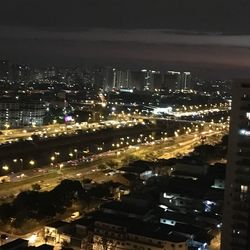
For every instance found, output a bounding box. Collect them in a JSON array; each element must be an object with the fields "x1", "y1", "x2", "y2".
[{"x1": 221, "y1": 81, "x2": 250, "y2": 250}]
